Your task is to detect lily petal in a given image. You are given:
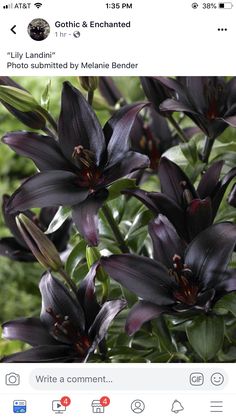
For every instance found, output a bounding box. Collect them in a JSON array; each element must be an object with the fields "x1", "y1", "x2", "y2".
[
  {"x1": 185, "y1": 223, "x2": 236, "y2": 288},
  {"x1": 158, "y1": 157, "x2": 197, "y2": 206},
  {"x1": 39, "y1": 272, "x2": 85, "y2": 337},
  {"x1": 2, "y1": 195, "x2": 28, "y2": 247},
  {"x1": 2, "y1": 318, "x2": 57, "y2": 346},
  {"x1": 124, "y1": 188, "x2": 187, "y2": 241},
  {"x1": 214, "y1": 270, "x2": 236, "y2": 296},
  {"x1": 149, "y1": 215, "x2": 185, "y2": 268},
  {"x1": 88, "y1": 299, "x2": 126, "y2": 350},
  {"x1": 72, "y1": 190, "x2": 108, "y2": 246},
  {"x1": 126, "y1": 300, "x2": 166, "y2": 335},
  {"x1": 160, "y1": 98, "x2": 197, "y2": 114},
  {"x1": 101, "y1": 254, "x2": 176, "y2": 305},
  {"x1": 0, "y1": 237, "x2": 34, "y2": 261},
  {"x1": 222, "y1": 115, "x2": 236, "y2": 127},
  {"x1": 186, "y1": 198, "x2": 212, "y2": 240},
  {"x1": 59, "y1": 82, "x2": 106, "y2": 166},
  {"x1": 7, "y1": 171, "x2": 89, "y2": 213},
  {"x1": 197, "y1": 160, "x2": 224, "y2": 198},
  {"x1": 195, "y1": 289, "x2": 215, "y2": 311},
  {"x1": 123, "y1": 188, "x2": 163, "y2": 213},
  {"x1": 106, "y1": 102, "x2": 148, "y2": 166},
  {"x1": 77, "y1": 262, "x2": 100, "y2": 326},
  {"x1": 228, "y1": 183, "x2": 236, "y2": 207},
  {"x1": 154, "y1": 76, "x2": 187, "y2": 97},
  {"x1": 104, "y1": 152, "x2": 149, "y2": 184},
  {"x1": 2, "y1": 132, "x2": 70, "y2": 171},
  {"x1": 1, "y1": 345, "x2": 75, "y2": 363}
]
